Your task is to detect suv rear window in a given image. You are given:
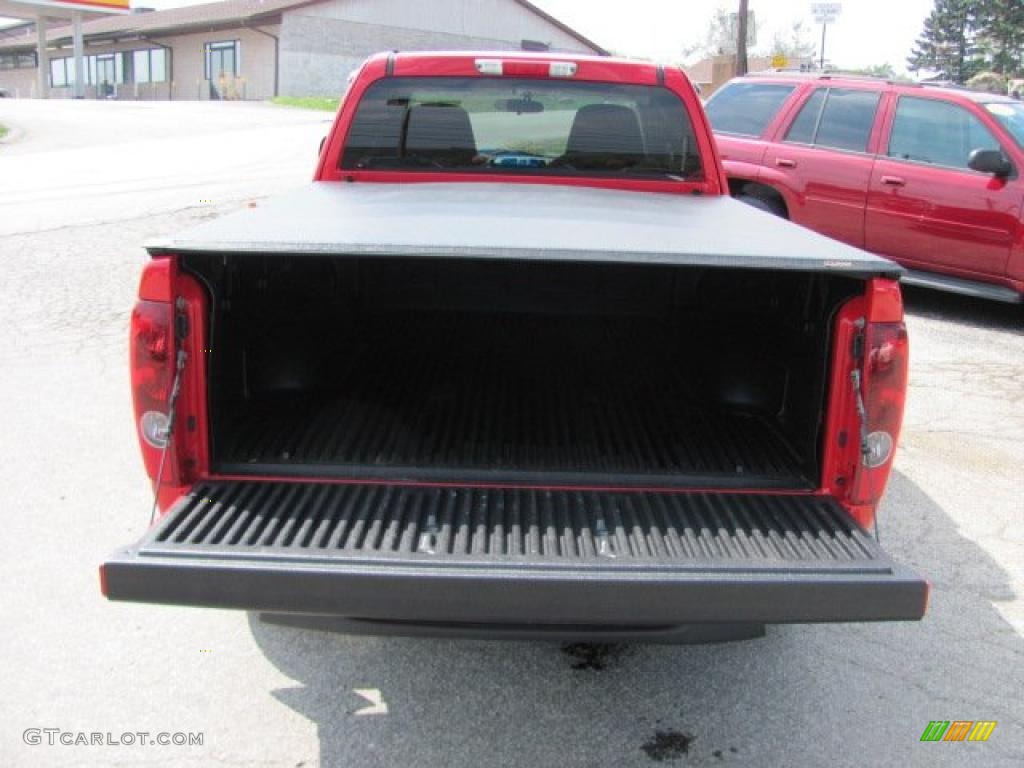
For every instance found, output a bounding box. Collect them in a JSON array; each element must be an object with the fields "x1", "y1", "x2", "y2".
[
  {"x1": 705, "y1": 82, "x2": 795, "y2": 137},
  {"x1": 890, "y1": 96, "x2": 1001, "y2": 169},
  {"x1": 784, "y1": 88, "x2": 880, "y2": 152},
  {"x1": 340, "y1": 77, "x2": 703, "y2": 180}
]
